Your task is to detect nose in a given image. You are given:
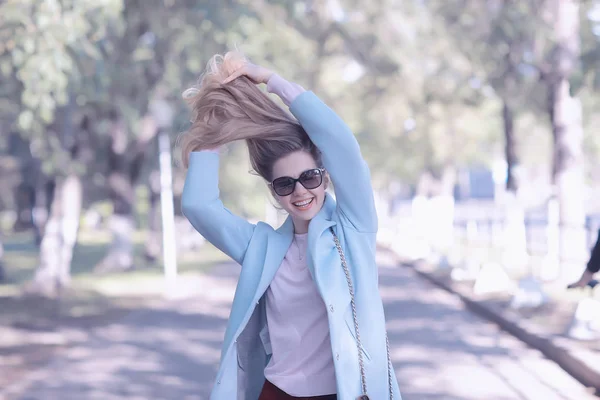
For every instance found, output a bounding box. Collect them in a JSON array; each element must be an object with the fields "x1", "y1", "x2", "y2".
[{"x1": 293, "y1": 181, "x2": 309, "y2": 196}]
